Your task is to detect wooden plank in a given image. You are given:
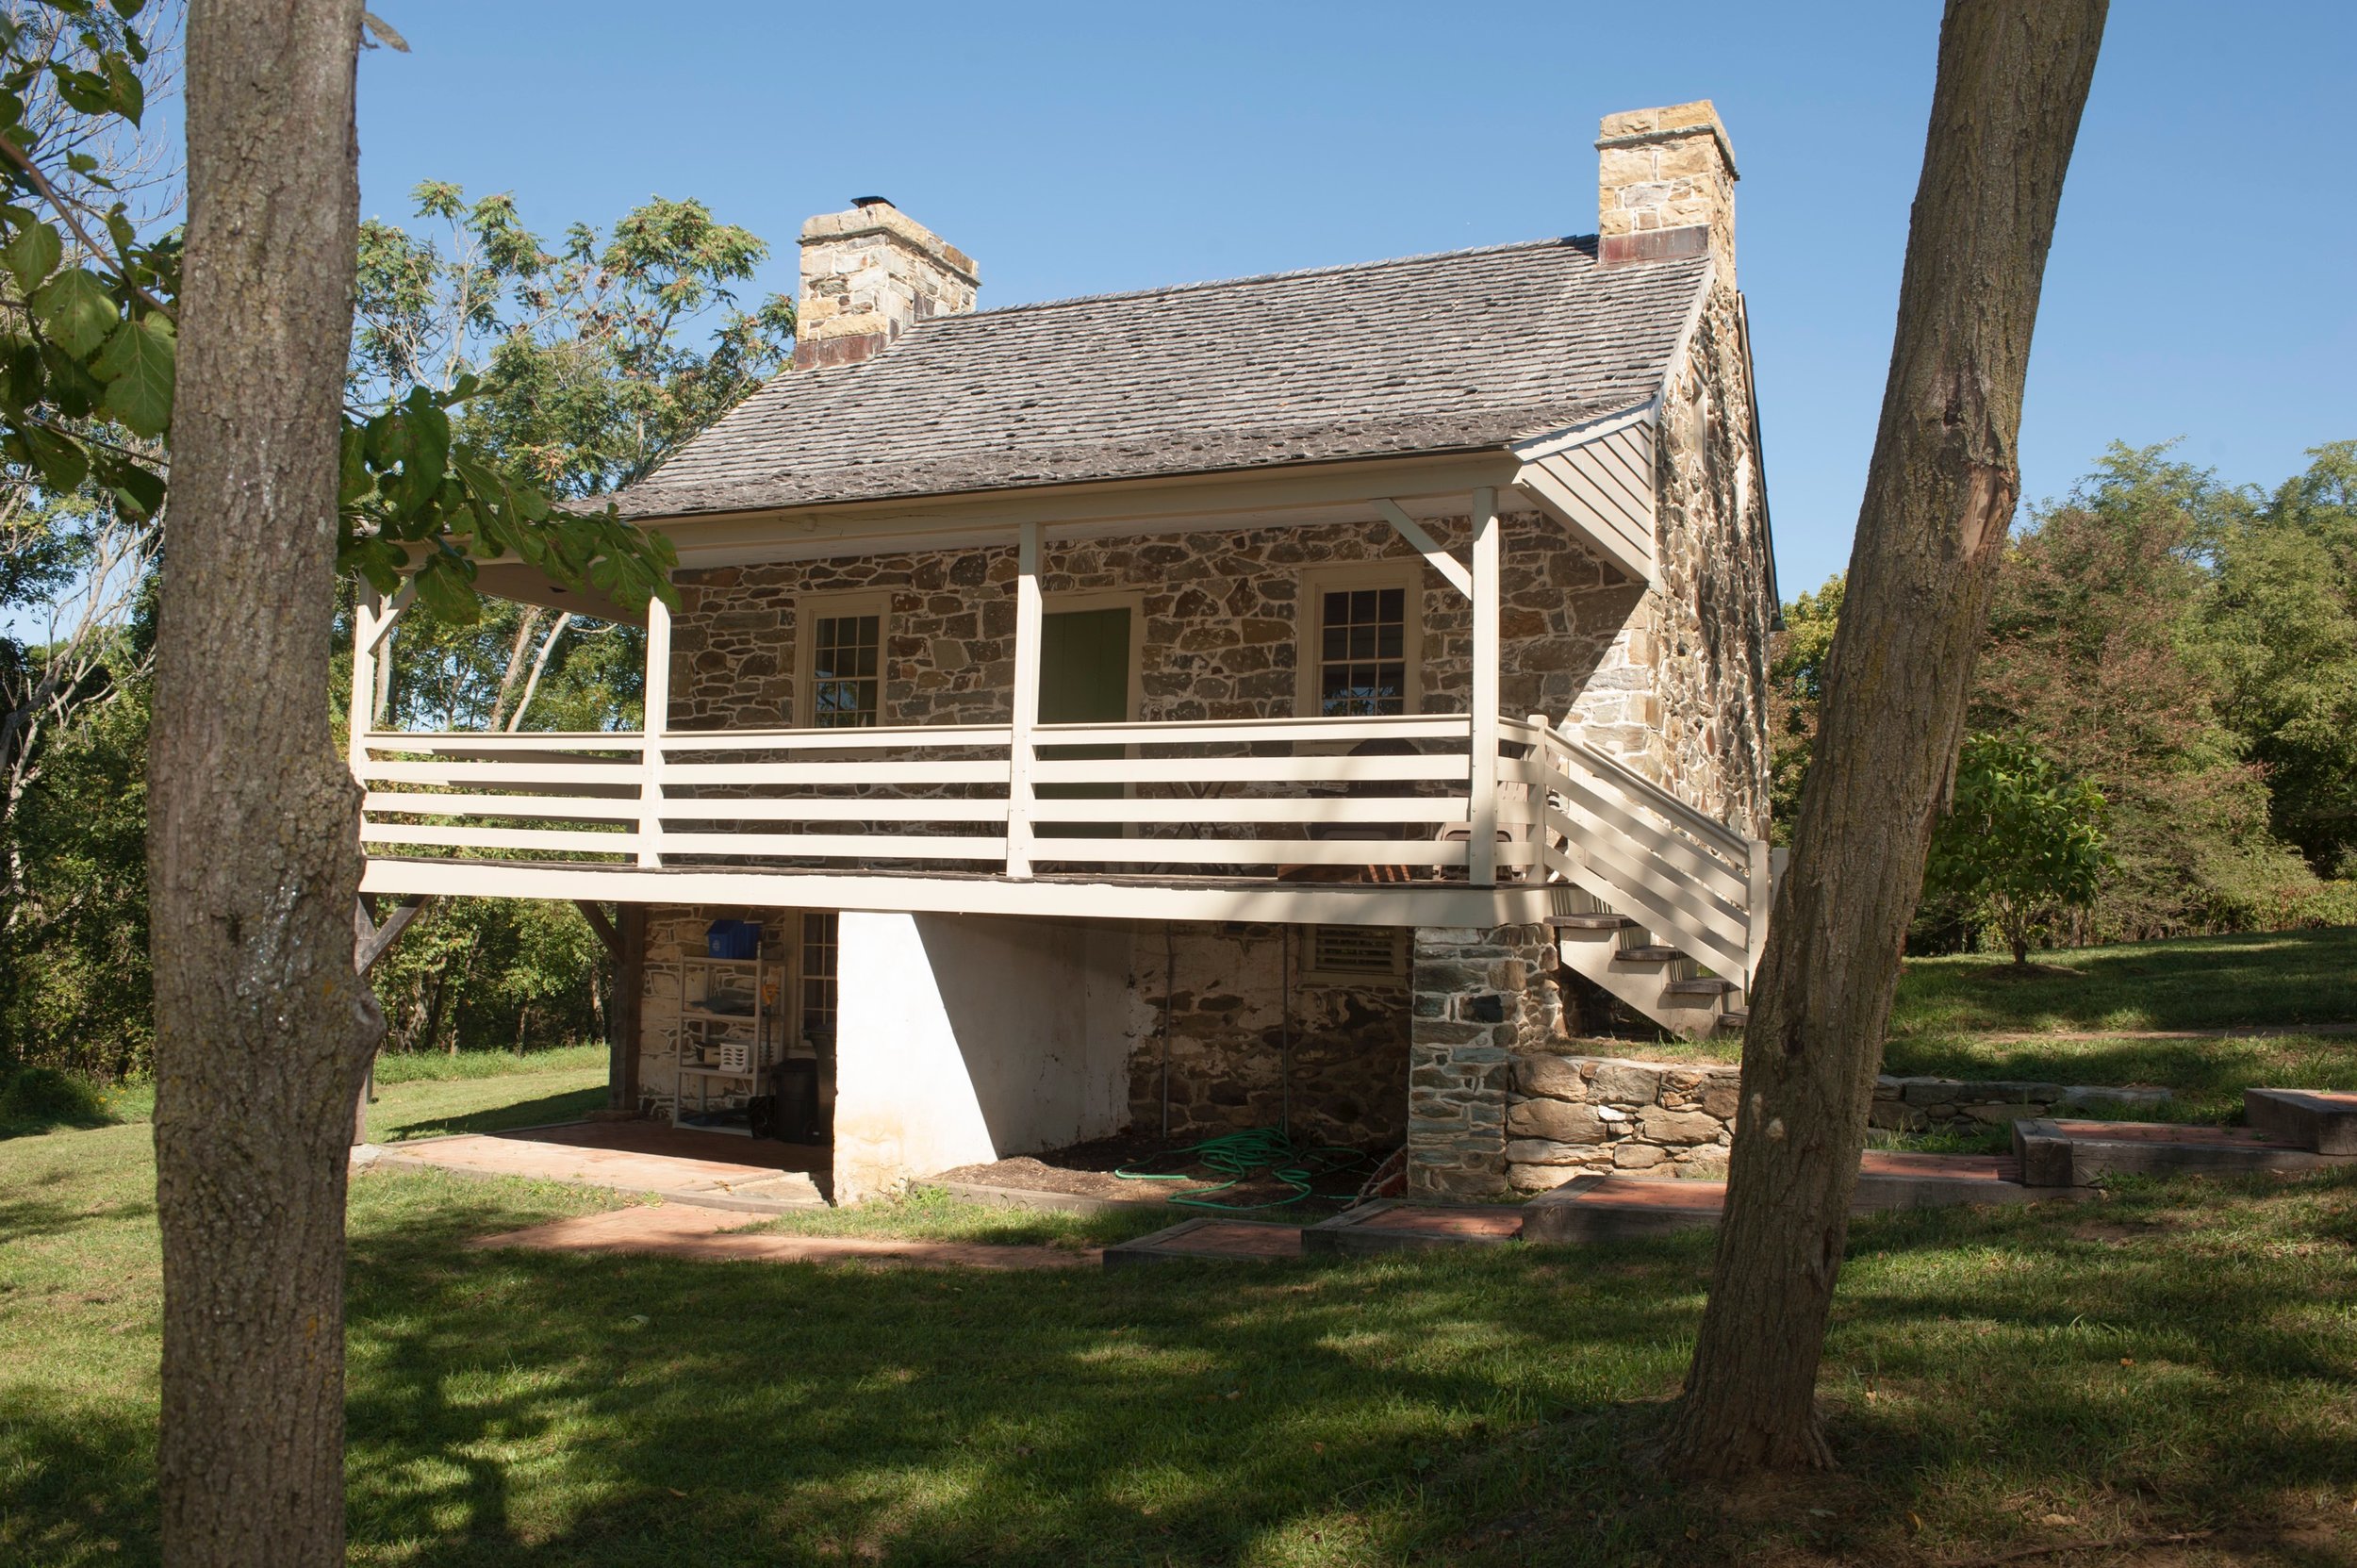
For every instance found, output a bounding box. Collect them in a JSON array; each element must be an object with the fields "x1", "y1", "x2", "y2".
[
  {"x1": 359, "y1": 760, "x2": 645, "y2": 787},
  {"x1": 658, "y1": 759, "x2": 1012, "y2": 785},
  {"x1": 1029, "y1": 837, "x2": 1465, "y2": 867},
  {"x1": 1551, "y1": 772, "x2": 1751, "y2": 906},
  {"x1": 1030, "y1": 754, "x2": 1466, "y2": 785},
  {"x1": 614, "y1": 903, "x2": 645, "y2": 1111},
  {"x1": 639, "y1": 595, "x2": 671, "y2": 869},
  {"x1": 360, "y1": 731, "x2": 644, "y2": 755},
  {"x1": 1006, "y1": 520, "x2": 1044, "y2": 879},
  {"x1": 657, "y1": 724, "x2": 1013, "y2": 752},
  {"x1": 1374, "y1": 499, "x2": 1474, "y2": 599},
  {"x1": 1469, "y1": 488, "x2": 1500, "y2": 886},
  {"x1": 363, "y1": 792, "x2": 644, "y2": 821},
  {"x1": 353, "y1": 893, "x2": 427, "y2": 975},
  {"x1": 1587, "y1": 429, "x2": 1656, "y2": 519},
  {"x1": 1512, "y1": 459, "x2": 1655, "y2": 586},
  {"x1": 1028, "y1": 797, "x2": 1467, "y2": 824},
  {"x1": 361, "y1": 854, "x2": 1558, "y2": 929},
  {"x1": 658, "y1": 798, "x2": 1010, "y2": 824},
  {"x1": 361, "y1": 821, "x2": 639, "y2": 855},
  {"x1": 573, "y1": 900, "x2": 622, "y2": 961},
  {"x1": 1035, "y1": 716, "x2": 1469, "y2": 747},
  {"x1": 1545, "y1": 807, "x2": 1750, "y2": 972},
  {"x1": 657, "y1": 832, "x2": 1009, "y2": 862},
  {"x1": 1566, "y1": 741, "x2": 1749, "y2": 858},
  {"x1": 1541, "y1": 451, "x2": 1654, "y2": 562}
]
